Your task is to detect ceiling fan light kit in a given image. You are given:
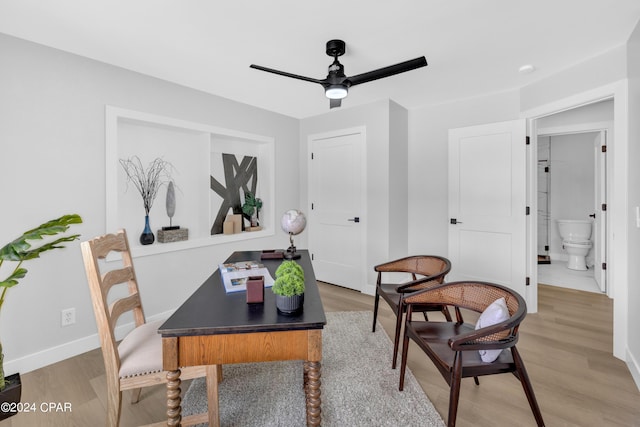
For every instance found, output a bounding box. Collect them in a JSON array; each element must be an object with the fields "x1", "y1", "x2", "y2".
[
  {"x1": 325, "y1": 85, "x2": 348, "y2": 99},
  {"x1": 250, "y1": 39, "x2": 427, "y2": 109}
]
